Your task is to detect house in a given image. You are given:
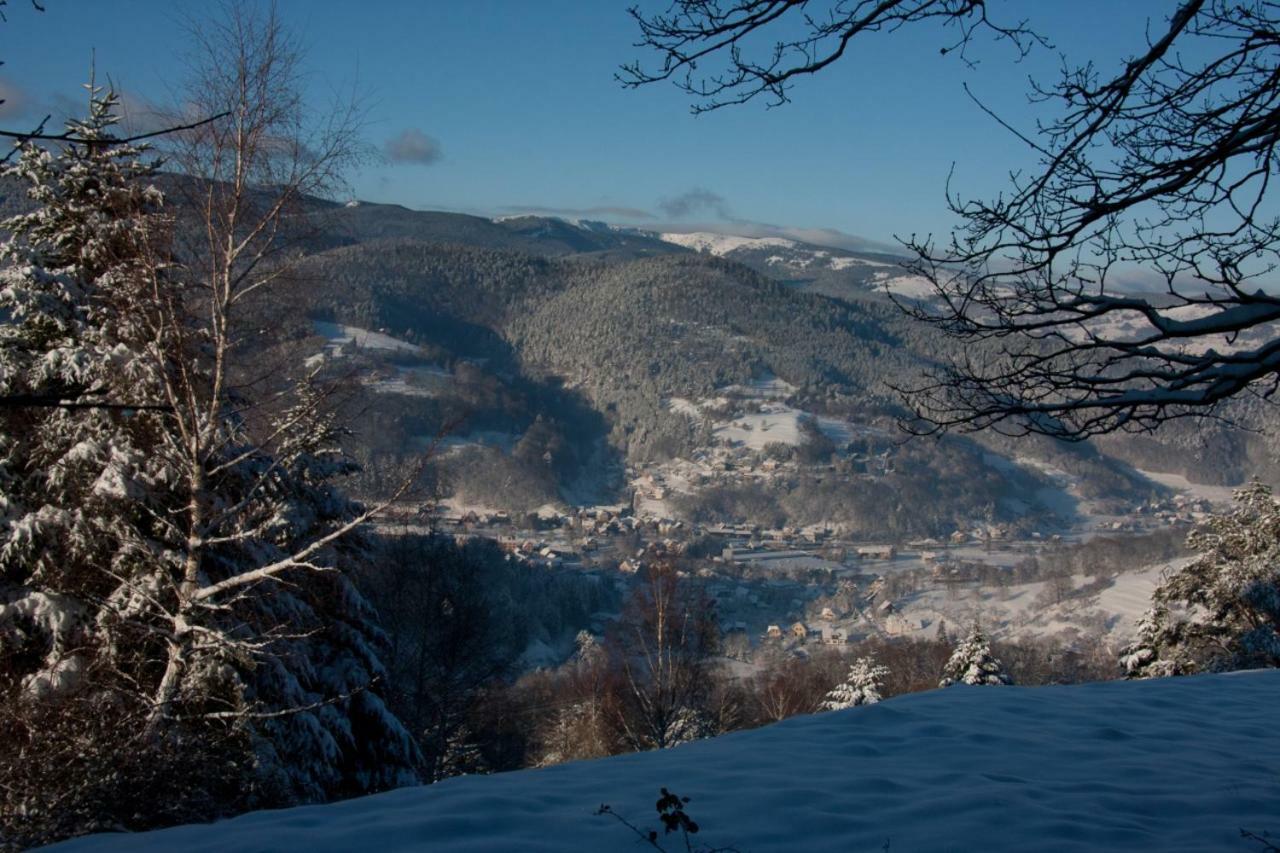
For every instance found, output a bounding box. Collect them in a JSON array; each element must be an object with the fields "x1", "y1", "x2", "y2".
[
  {"x1": 764, "y1": 624, "x2": 783, "y2": 640},
  {"x1": 819, "y1": 606, "x2": 837, "y2": 622},
  {"x1": 821, "y1": 626, "x2": 847, "y2": 645},
  {"x1": 790, "y1": 622, "x2": 809, "y2": 641},
  {"x1": 855, "y1": 545, "x2": 896, "y2": 560}
]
